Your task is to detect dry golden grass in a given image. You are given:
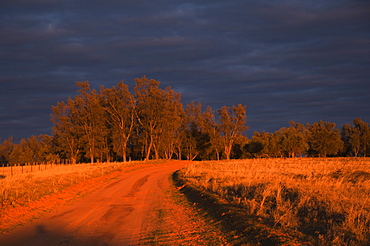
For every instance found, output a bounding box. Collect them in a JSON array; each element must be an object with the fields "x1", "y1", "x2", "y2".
[{"x1": 179, "y1": 158, "x2": 370, "y2": 245}]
